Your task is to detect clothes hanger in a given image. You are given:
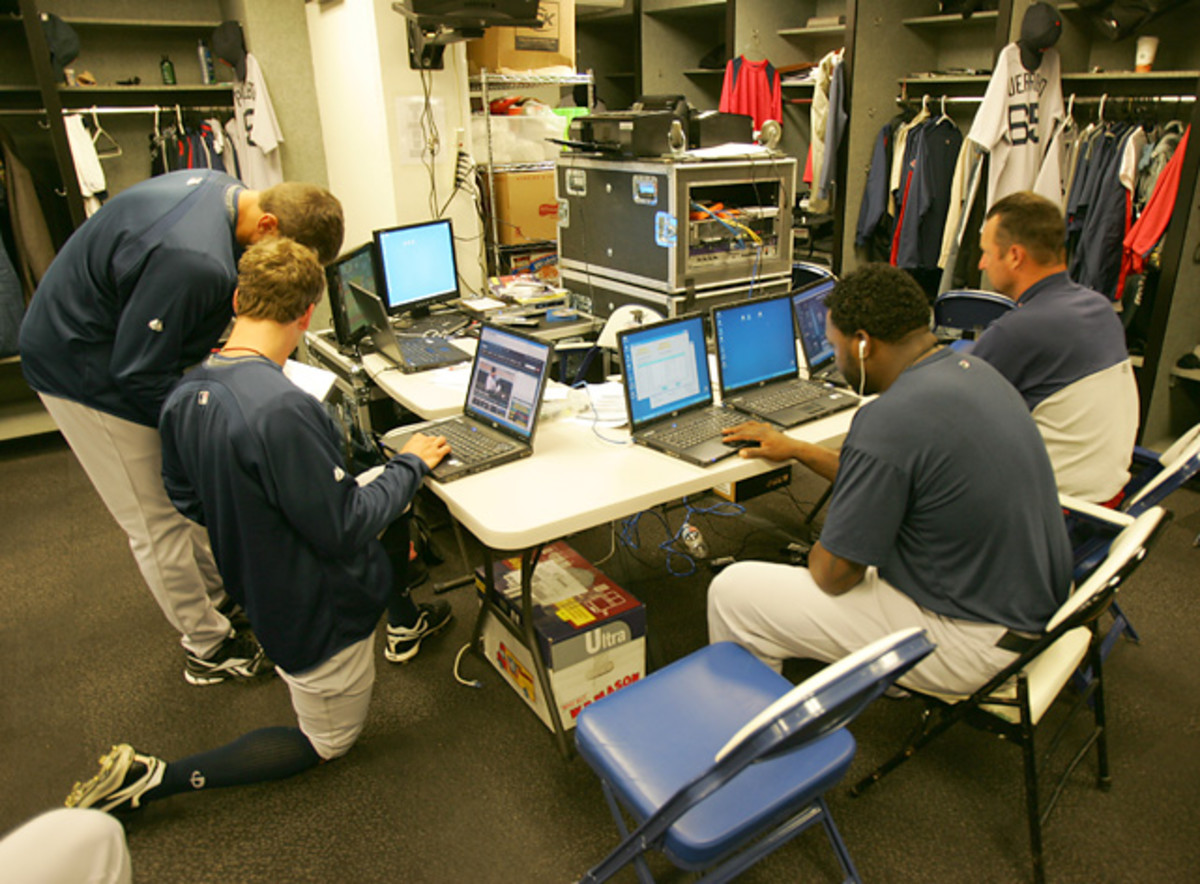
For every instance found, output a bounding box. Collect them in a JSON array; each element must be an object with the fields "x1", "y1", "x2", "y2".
[
  {"x1": 90, "y1": 107, "x2": 122, "y2": 159},
  {"x1": 936, "y1": 94, "x2": 952, "y2": 125}
]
